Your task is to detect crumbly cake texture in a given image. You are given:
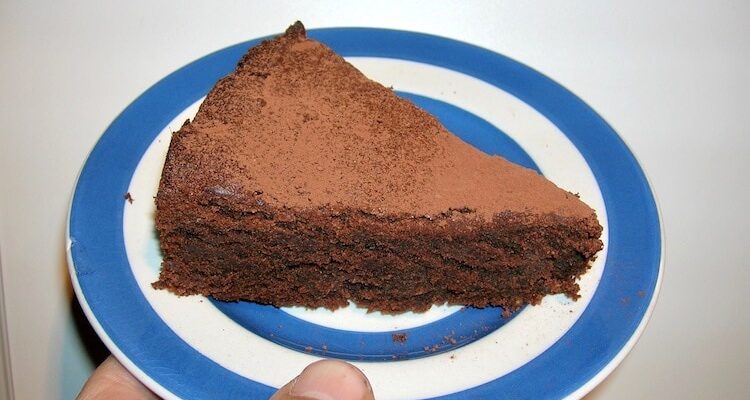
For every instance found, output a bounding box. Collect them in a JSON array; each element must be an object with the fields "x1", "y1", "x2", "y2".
[{"x1": 153, "y1": 22, "x2": 603, "y2": 313}]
